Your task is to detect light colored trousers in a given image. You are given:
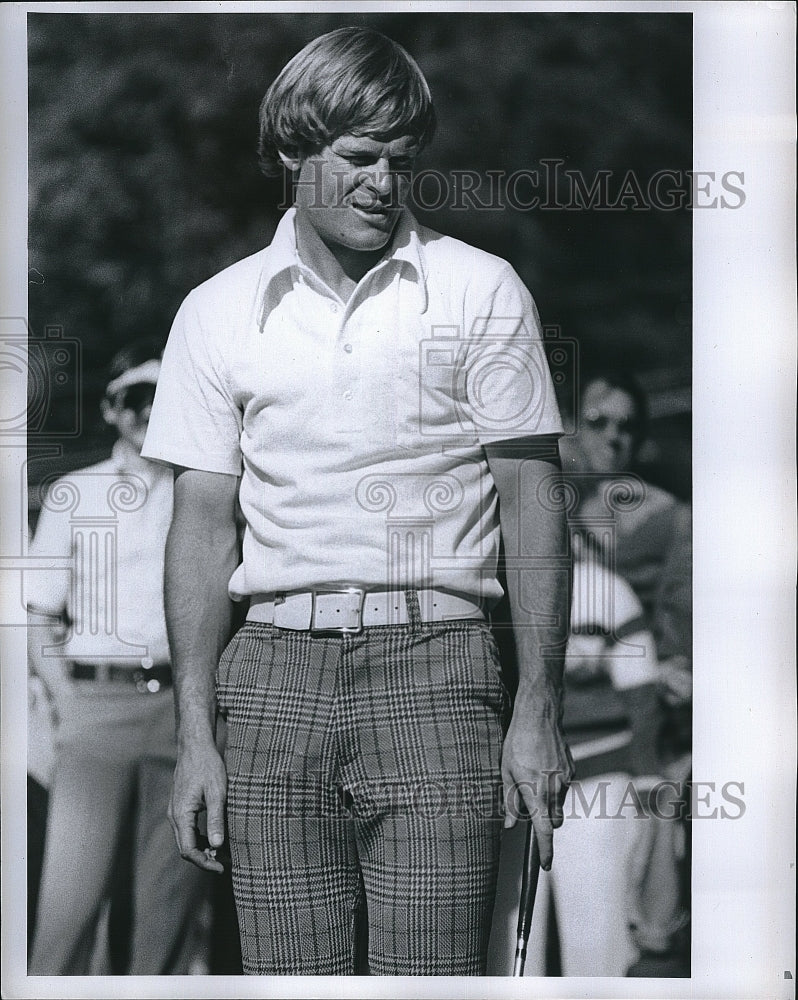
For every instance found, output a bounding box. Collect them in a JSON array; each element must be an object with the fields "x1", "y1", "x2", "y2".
[
  {"x1": 29, "y1": 684, "x2": 209, "y2": 975},
  {"x1": 488, "y1": 773, "x2": 641, "y2": 977}
]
